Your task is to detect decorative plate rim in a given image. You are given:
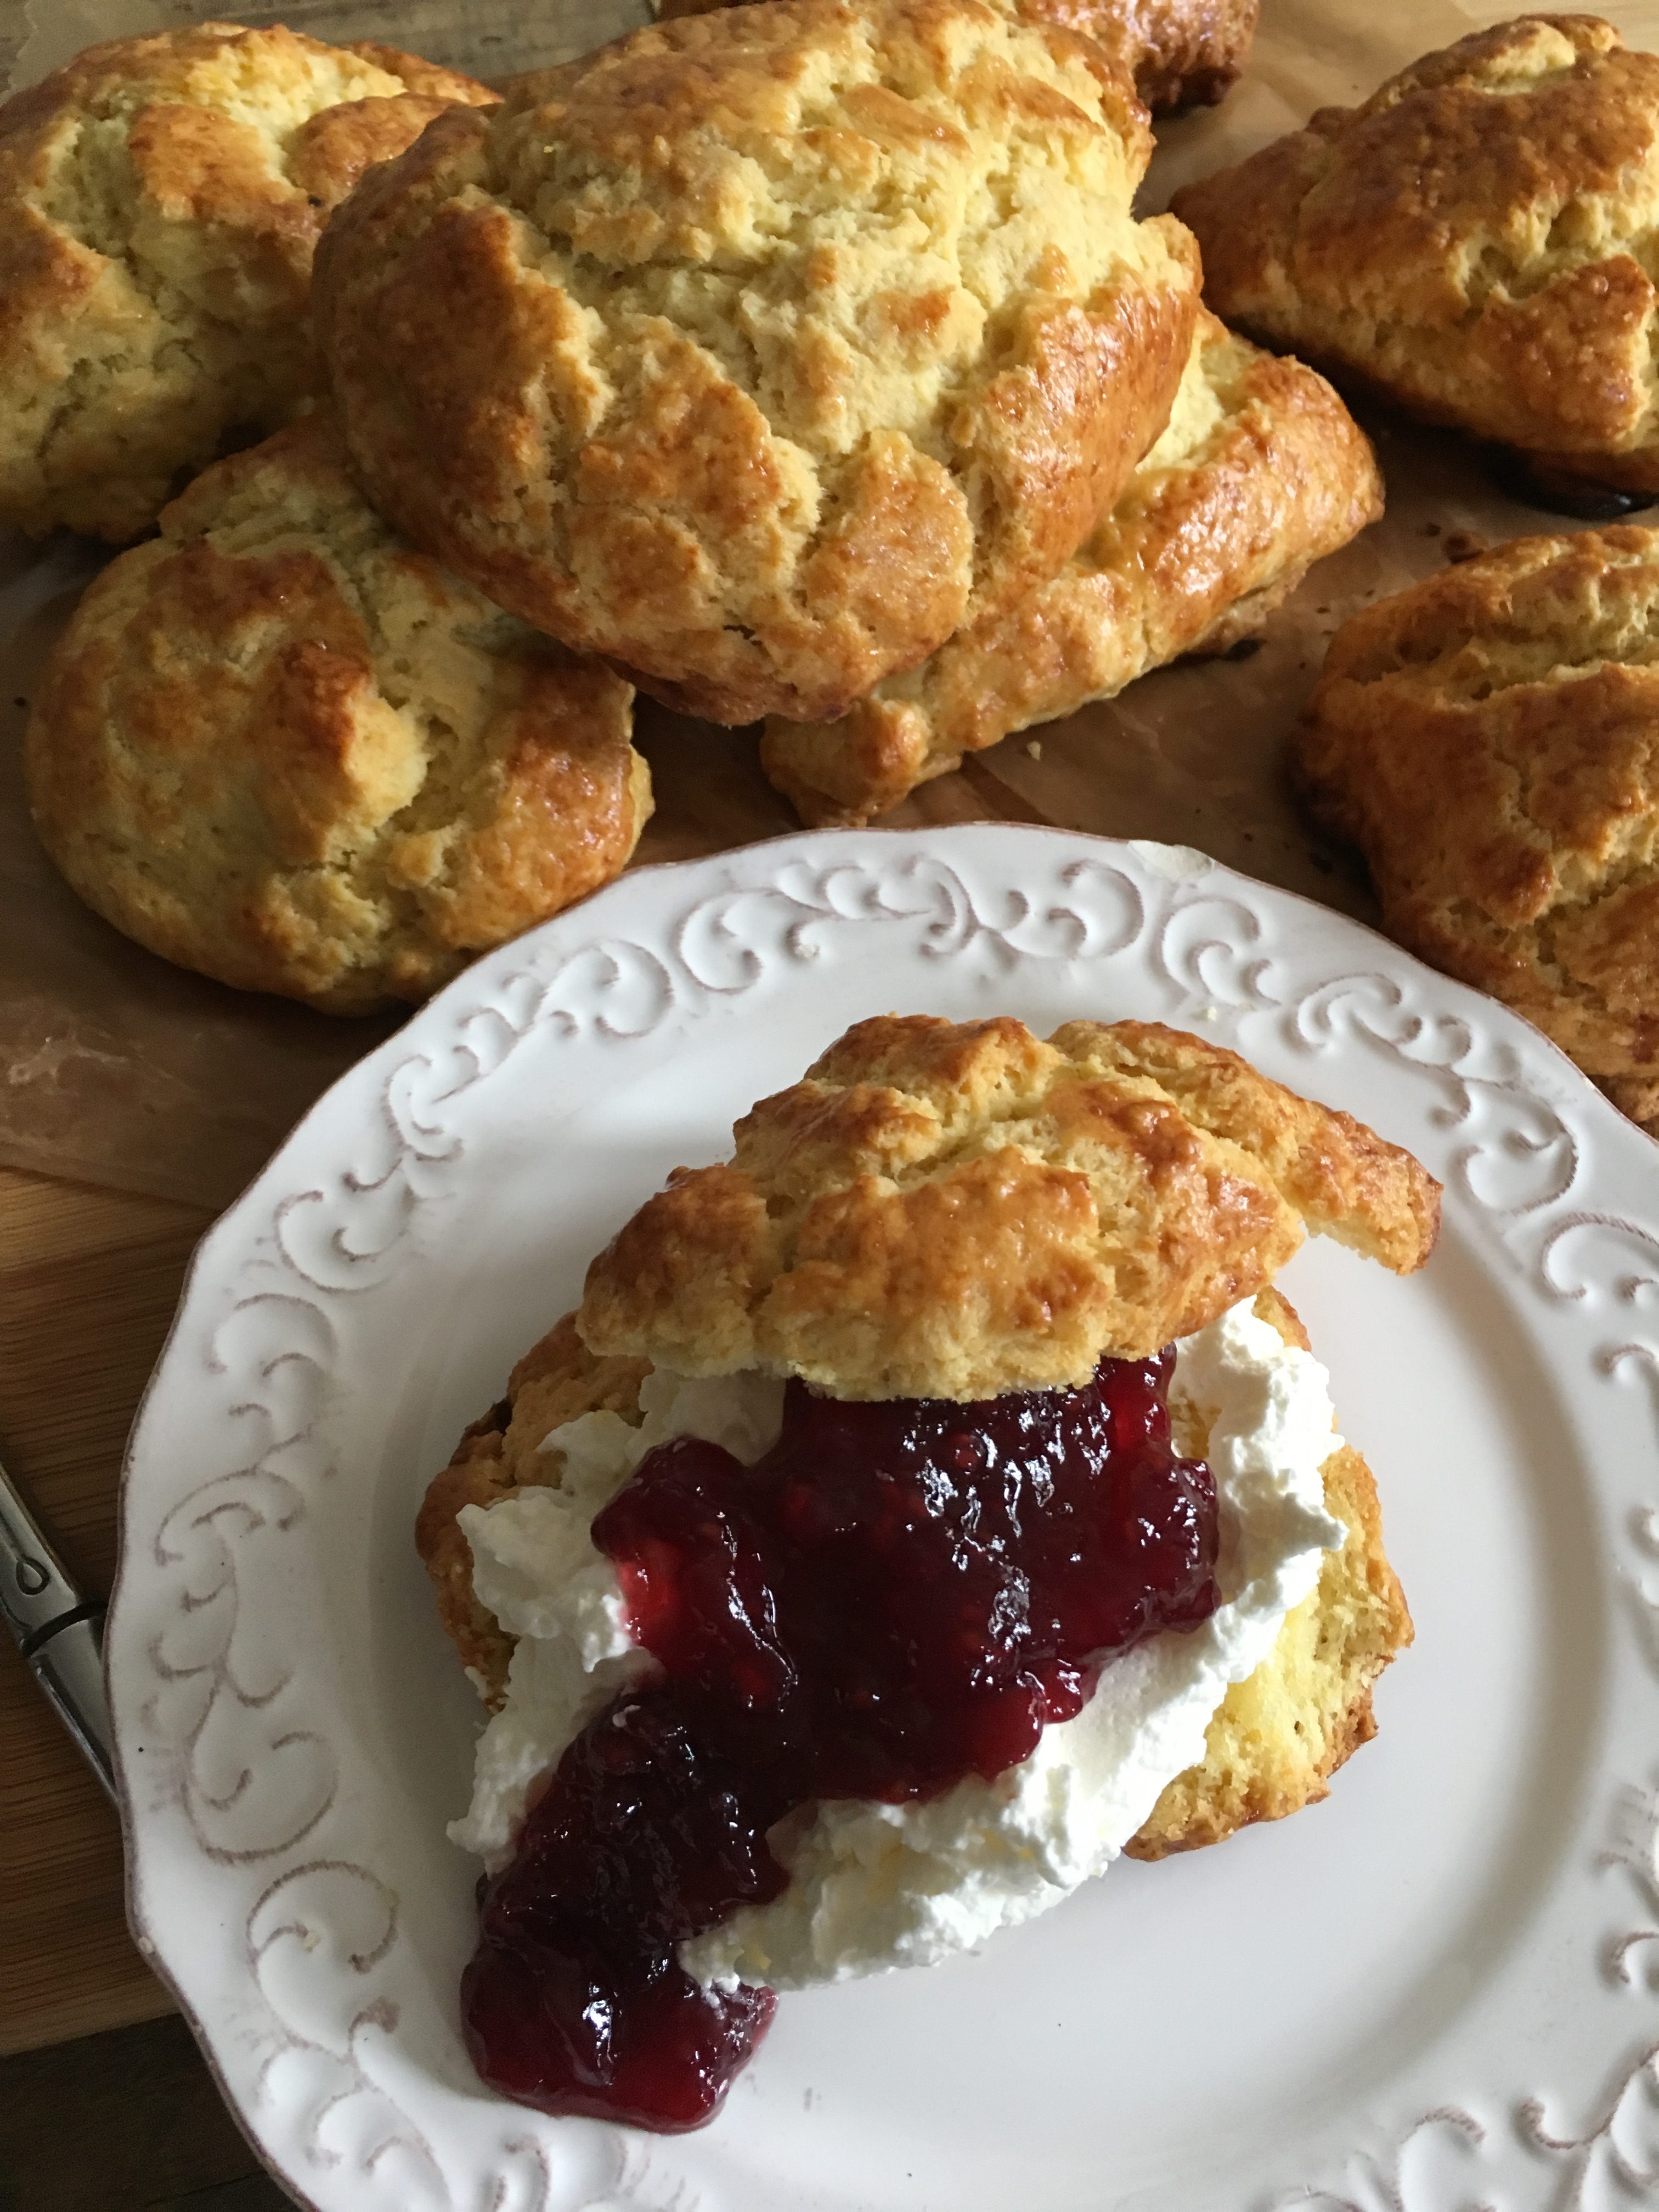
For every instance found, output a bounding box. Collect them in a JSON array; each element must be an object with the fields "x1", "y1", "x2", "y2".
[{"x1": 105, "y1": 824, "x2": 1659, "y2": 2212}]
